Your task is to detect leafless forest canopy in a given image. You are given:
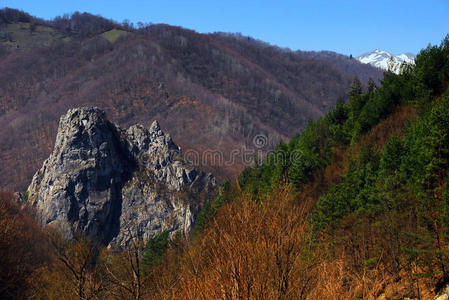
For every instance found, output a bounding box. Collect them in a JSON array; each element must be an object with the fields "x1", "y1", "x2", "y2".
[{"x1": 0, "y1": 8, "x2": 382, "y2": 191}]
